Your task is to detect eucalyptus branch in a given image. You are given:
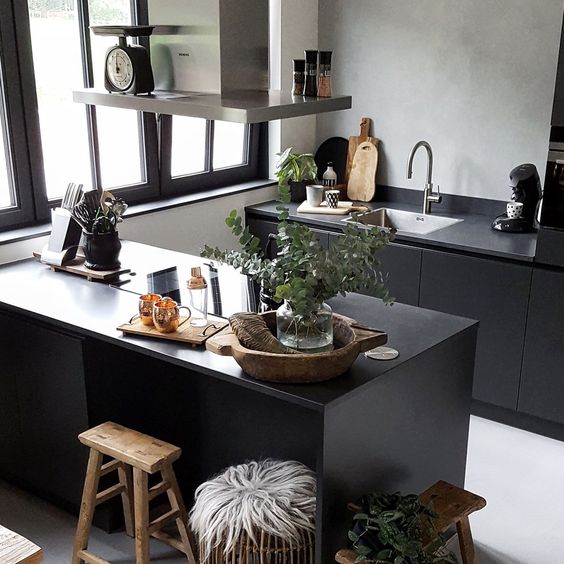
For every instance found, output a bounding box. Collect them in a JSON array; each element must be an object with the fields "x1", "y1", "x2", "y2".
[{"x1": 201, "y1": 151, "x2": 395, "y2": 319}]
